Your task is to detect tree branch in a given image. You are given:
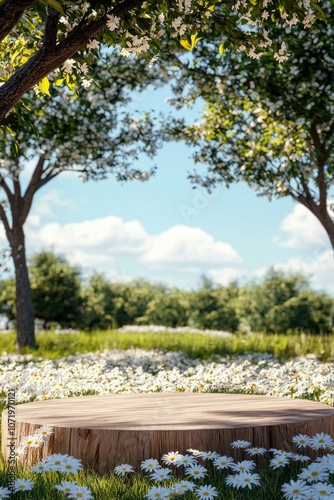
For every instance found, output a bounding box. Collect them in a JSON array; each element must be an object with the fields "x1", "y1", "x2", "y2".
[
  {"x1": 0, "y1": 0, "x2": 38, "y2": 43},
  {"x1": 20, "y1": 154, "x2": 45, "y2": 224},
  {"x1": 43, "y1": 7, "x2": 60, "y2": 52},
  {"x1": 0, "y1": 174, "x2": 14, "y2": 205},
  {"x1": 0, "y1": 202, "x2": 12, "y2": 241},
  {"x1": 0, "y1": 0, "x2": 144, "y2": 121},
  {"x1": 297, "y1": 178, "x2": 321, "y2": 218},
  {"x1": 310, "y1": 123, "x2": 327, "y2": 212},
  {"x1": 39, "y1": 170, "x2": 60, "y2": 188},
  {"x1": 324, "y1": 119, "x2": 334, "y2": 146}
]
